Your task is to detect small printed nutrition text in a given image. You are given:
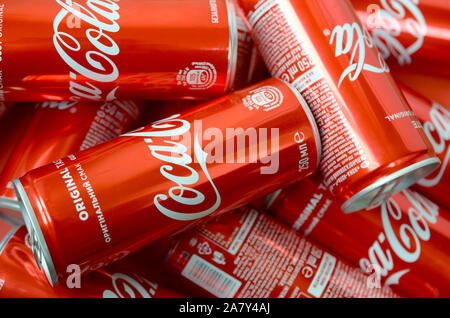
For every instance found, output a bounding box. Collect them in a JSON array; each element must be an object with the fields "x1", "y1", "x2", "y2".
[{"x1": 54, "y1": 155, "x2": 111, "y2": 244}]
